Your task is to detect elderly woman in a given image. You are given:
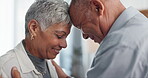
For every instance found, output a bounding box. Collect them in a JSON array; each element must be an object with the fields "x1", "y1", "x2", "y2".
[{"x1": 0, "y1": 0, "x2": 71, "y2": 78}]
